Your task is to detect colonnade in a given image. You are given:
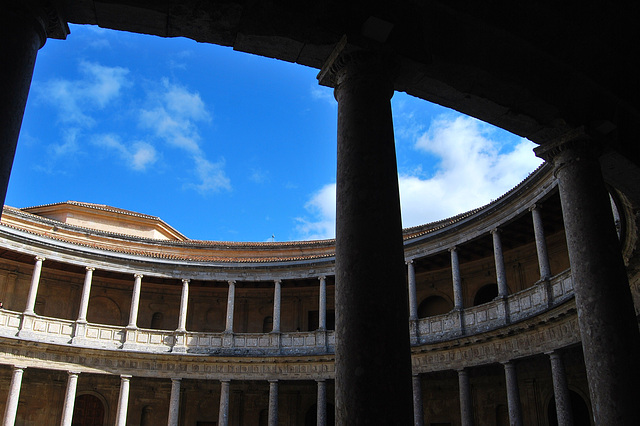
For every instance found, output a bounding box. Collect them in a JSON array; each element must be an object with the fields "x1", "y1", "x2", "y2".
[
  {"x1": 2, "y1": 2, "x2": 640, "y2": 424},
  {"x1": 406, "y1": 204, "x2": 553, "y2": 324},
  {"x1": 17, "y1": 258, "x2": 332, "y2": 337},
  {"x1": 1, "y1": 367, "x2": 330, "y2": 426}
]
